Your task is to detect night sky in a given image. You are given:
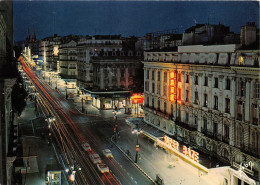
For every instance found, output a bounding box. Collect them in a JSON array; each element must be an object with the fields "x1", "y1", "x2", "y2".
[{"x1": 13, "y1": 1, "x2": 259, "y2": 42}]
